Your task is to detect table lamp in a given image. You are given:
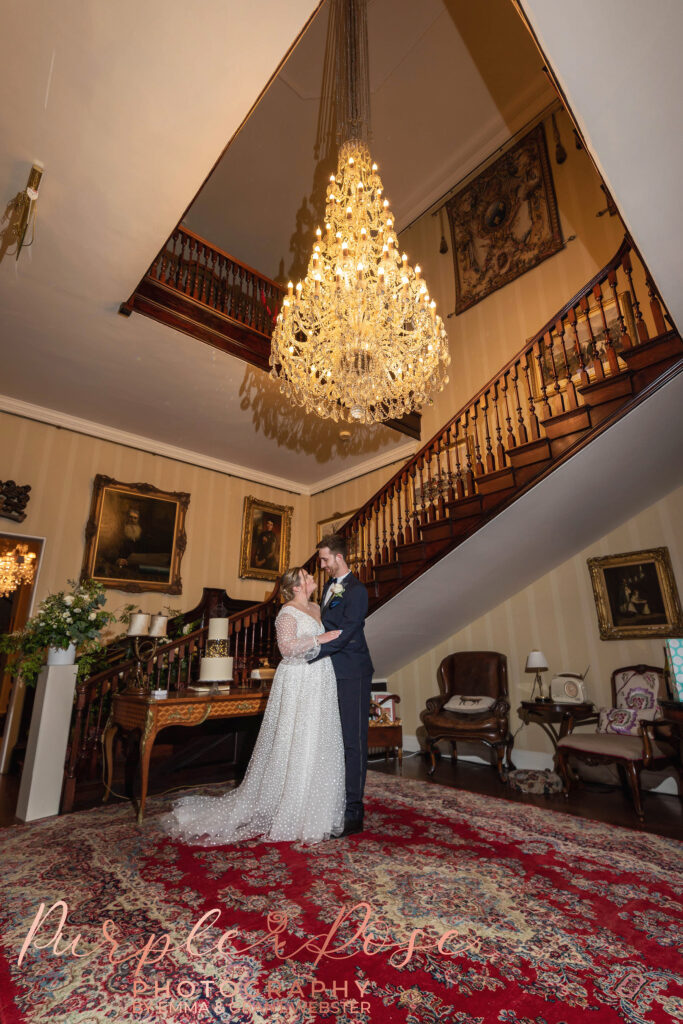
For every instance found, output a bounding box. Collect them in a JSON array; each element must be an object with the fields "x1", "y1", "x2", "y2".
[{"x1": 525, "y1": 650, "x2": 549, "y2": 701}]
